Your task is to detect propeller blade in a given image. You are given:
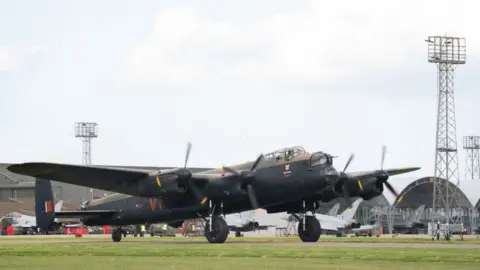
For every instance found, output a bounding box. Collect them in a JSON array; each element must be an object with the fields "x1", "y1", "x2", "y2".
[
  {"x1": 343, "y1": 153, "x2": 354, "y2": 172},
  {"x1": 184, "y1": 142, "x2": 192, "y2": 168},
  {"x1": 246, "y1": 184, "x2": 260, "y2": 209},
  {"x1": 380, "y1": 145, "x2": 386, "y2": 170},
  {"x1": 384, "y1": 181, "x2": 398, "y2": 197},
  {"x1": 222, "y1": 166, "x2": 238, "y2": 175},
  {"x1": 250, "y1": 154, "x2": 264, "y2": 172}
]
